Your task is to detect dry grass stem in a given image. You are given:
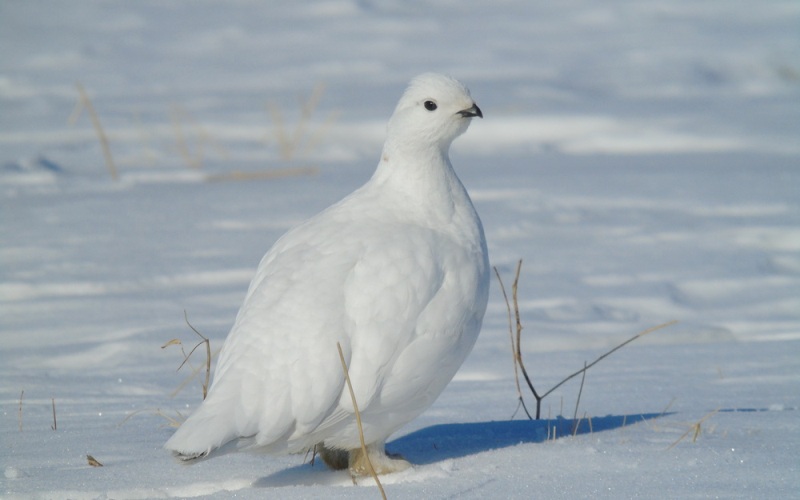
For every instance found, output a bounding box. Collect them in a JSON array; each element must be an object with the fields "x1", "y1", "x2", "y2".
[
  {"x1": 290, "y1": 82, "x2": 324, "y2": 156},
  {"x1": 299, "y1": 109, "x2": 340, "y2": 158},
  {"x1": 167, "y1": 362, "x2": 212, "y2": 399},
  {"x1": 156, "y1": 409, "x2": 186, "y2": 428},
  {"x1": 509, "y1": 260, "x2": 540, "y2": 411},
  {"x1": 205, "y1": 166, "x2": 318, "y2": 183},
  {"x1": 170, "y1": 104, "x2": 203, "y2": 169},
  {"x1": 540, "y1": 320, "x2": 678, "y2": 405},
  {"x1": 667, "y1": 409, "x2": 720, "y2": 450},
  {"x1": 572, "y1": 415, "x2": 582, "y2": 437},
  {"x1": 163, "y1": 312, "x2": 212, "y2": 400},
  {"x1": 119, "y1": 407, "x2": 185, "y2": 428},
  {"x1": 494, "y1": 260, "x2": 543, "y2": 418},
  {"x1": 131, "y1": 110, "x2": 157, "y2": 167},
  {"x1": 267, "y1": 104, "x2": 290, "y2": 158},
  {"x1": 51, "y1": 398, "x2": 57, "y2": 431},
  {"x1": 183, "y1": 311, "x2": 211, "y2": 400},
  {"x1": 660, "y1": 397, "x2": 677, "y2": 417},
  {"x1": 495, "y1": 259, "x2": 678, "y2": 421},
  {"x1": 169, "y1": 104, "x2": 226, "y2": 169},
  {"x1": 493, "y1": 264, "x2": 531, "y2": 419},
  {"x1": 571, "y1": 361, "x2": 588, "y2": 435},
  {"x1": 268, "y1": 82, "x2": 336, "y2": 161},
  {"x1": 72, "y1": 83, "x2": 119, "y2": 181},
  {"x1": 18, "y1": 390, "x2": 24, "y2": 432},
  {"x1": 336, "y1": 342, "x2": 386, "y2": 500}
]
